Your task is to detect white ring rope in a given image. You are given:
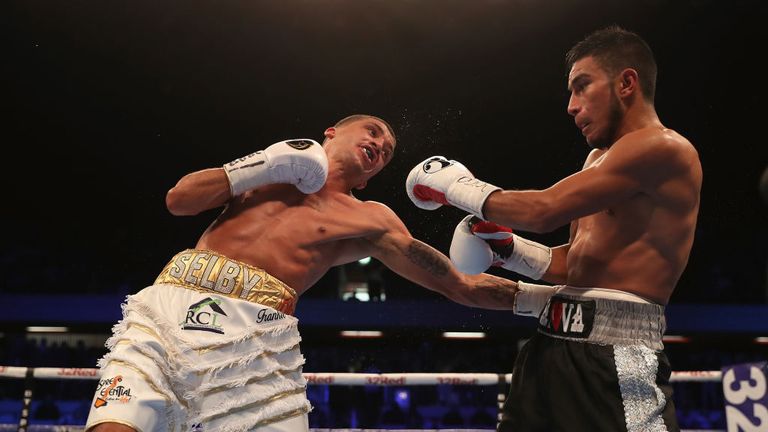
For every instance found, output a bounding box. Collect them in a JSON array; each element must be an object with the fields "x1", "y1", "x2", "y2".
[{"x1": 0, "y1": 367, "x2": 722, "y2": 383}]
